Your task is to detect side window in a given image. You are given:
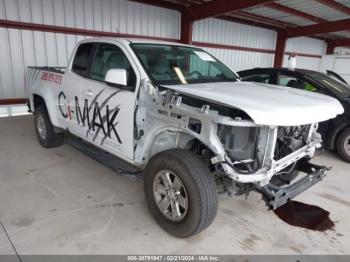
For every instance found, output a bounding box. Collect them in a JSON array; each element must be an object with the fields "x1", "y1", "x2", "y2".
[
  {"x1": 278, "y1": 74, "x2": 298, "y2": 87},
  {"x1": 91, "y1": 44, "x2": 136, "y2": 89},
  {"x1": 72, "y1": 43, "x2": 94, "y2": 77},
  {"x1": 242, "y1": 74, "x2": 270, "y2": 84},
  {"x1": 278, "y1": 73, "x2": 318, "y2": 92}
]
